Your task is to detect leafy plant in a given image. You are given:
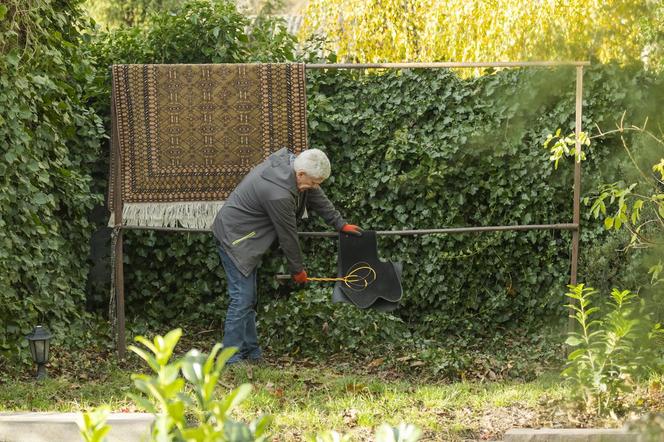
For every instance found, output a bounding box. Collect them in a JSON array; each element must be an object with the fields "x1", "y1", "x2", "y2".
[
  {"x1": 544, "y1": 112, "x2": 664, "y2": 284},
  {"x1": 543, "y1": 129, "x2": 590, "y2": 169},
  {"x1": 79, "y1": 329, "x2": 421, "y2": 441},
  {"x1": 545, "y1": 116, "x2": 663, "y2": 241},
  {"x1": 373, "y1": 423, "x2": 422, "y2": 442},
  {"x1": 79, "y1": 406, "x2": 111, "y2": 442},
  {"x1": 562, "y1": 284, "x2": 664, "y2": 415},
  {"x1": 127, "y1": 328, "x2": 272, "y2": 441},
  {"x1": 78, "y1": 328, "x2": 273, "y2": 441}
]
